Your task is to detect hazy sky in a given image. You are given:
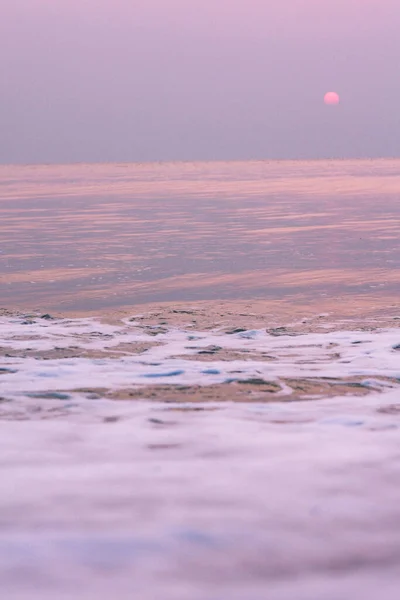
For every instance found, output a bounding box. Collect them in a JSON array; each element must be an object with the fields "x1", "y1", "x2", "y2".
[{"x1": 1, "y1": 0, "x2": 399, "y2": 163}]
